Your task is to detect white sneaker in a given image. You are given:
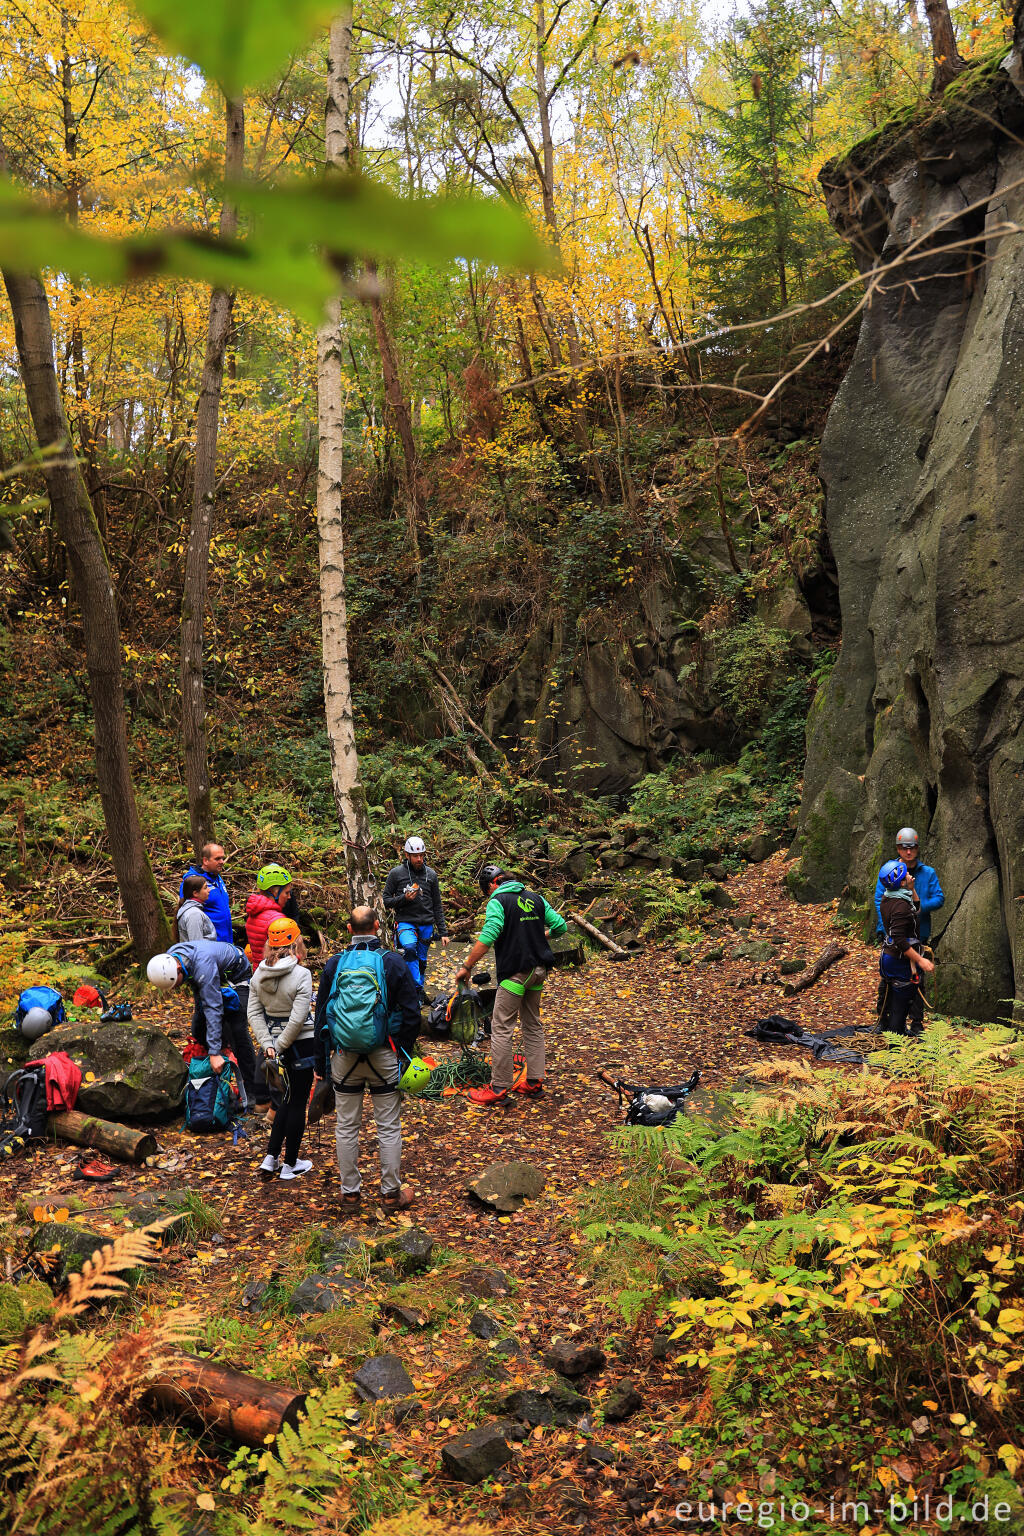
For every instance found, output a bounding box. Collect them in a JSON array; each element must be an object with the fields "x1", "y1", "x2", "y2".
[
  {"x1": 258, "y1": 1155, "x2": 280, "y2": 1175},
  {"x1": 291, "y1": 1158, "x2": 313, "y2": 1174},
  {"x1": 279, "y1": 1159, "x2": 313, "y2": 1180}
]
